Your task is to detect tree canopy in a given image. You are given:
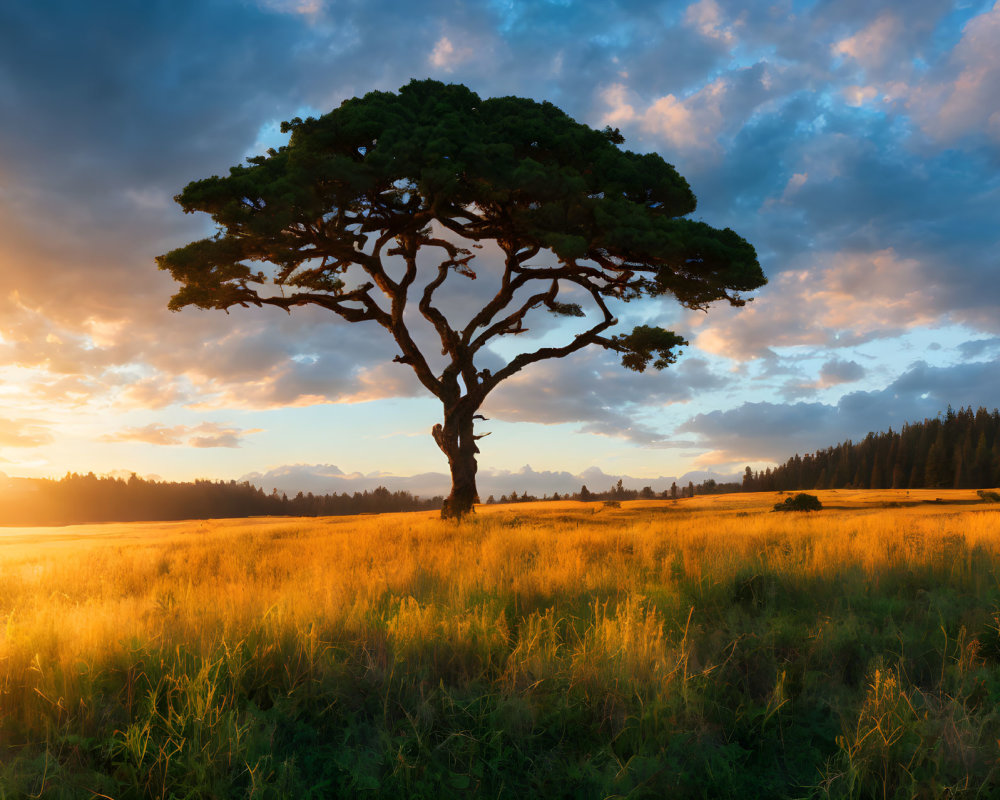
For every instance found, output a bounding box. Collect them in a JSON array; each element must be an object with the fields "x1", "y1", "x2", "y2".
[{"x1": 157, "y1": 79, "x2": 766, "y2": 518}]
